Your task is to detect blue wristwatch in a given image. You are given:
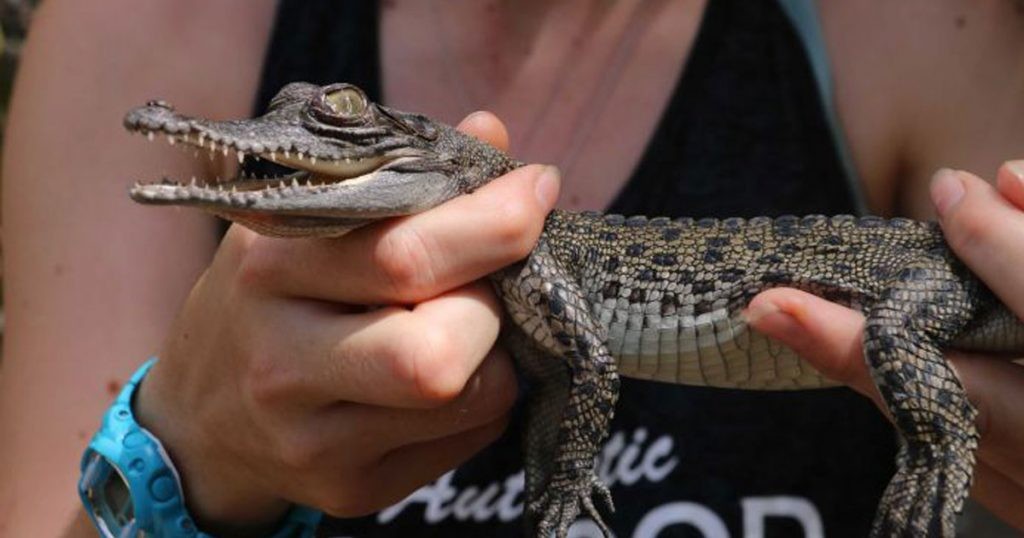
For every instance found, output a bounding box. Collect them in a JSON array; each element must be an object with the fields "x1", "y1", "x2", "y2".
[{"x1": 79, "y1": 357, "x2": 323, "y2": 537}]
